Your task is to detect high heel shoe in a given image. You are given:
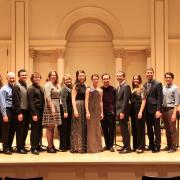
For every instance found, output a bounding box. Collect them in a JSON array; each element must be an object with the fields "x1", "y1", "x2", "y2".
[{"x1": 47, "y1": 147, "x2": 56, "y2": 153}]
